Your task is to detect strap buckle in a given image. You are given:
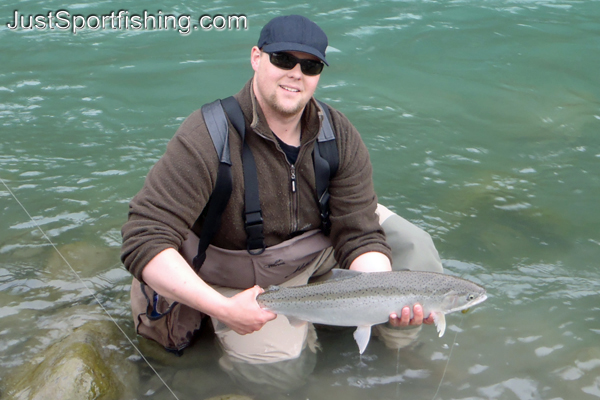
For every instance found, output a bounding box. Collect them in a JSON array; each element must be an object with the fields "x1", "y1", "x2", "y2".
[
  {"x1": 318, "y1": 190, "x2": 332, "y2": 236},
  {"x1": 245, "y1": 211, "x2": 266, "y2": 255}
]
